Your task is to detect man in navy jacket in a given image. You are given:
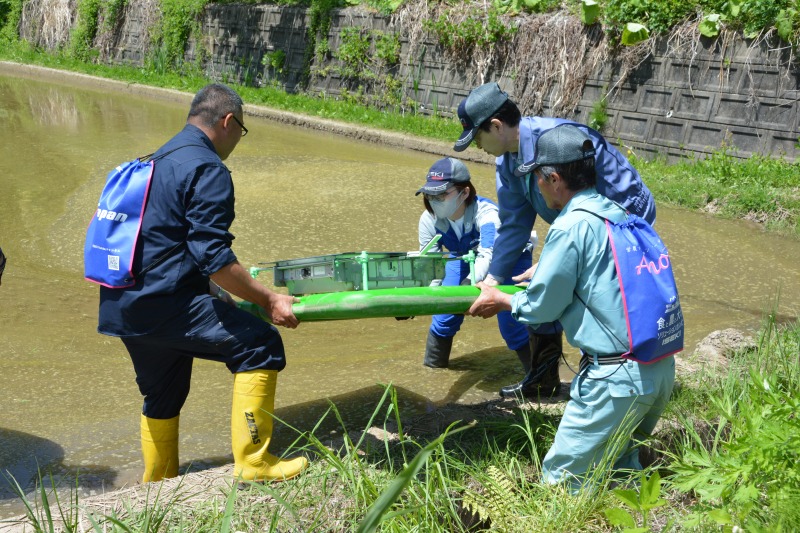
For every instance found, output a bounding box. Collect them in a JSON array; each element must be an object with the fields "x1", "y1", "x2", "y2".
[{"x1": 98, "y1": 83, "x2": 307, "y2": 483}]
